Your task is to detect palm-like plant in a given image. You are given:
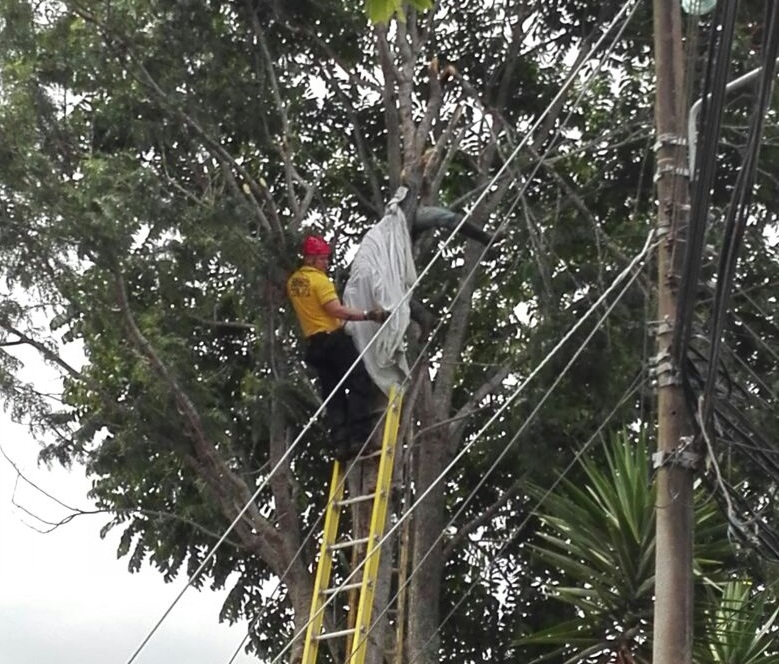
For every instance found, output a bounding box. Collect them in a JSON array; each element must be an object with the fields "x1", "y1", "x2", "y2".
[
  {"x1": 697, "y1": 580, "x2": 779, "y2": 664},
  {"x1": 515, "y1": 429, "x2": 775, "y2": 664}
]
